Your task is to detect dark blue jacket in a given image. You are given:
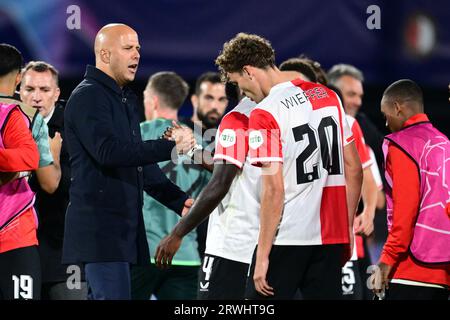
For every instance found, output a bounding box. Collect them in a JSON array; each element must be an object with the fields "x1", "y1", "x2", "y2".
[{"x1": 62, "y1": 65, "x2": 188, "y2": 264}]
